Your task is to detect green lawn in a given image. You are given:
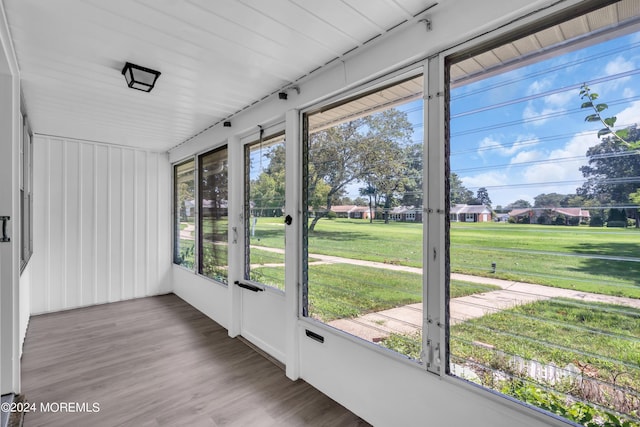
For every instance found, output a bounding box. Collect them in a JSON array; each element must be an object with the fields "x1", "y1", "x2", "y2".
[
  {"x1": 252, "y1": 263, "x2": 499, "y2": 320},
  {"x1": 188, "y1": 217, "x2": 640, "y2": 299},
  {"x1": 380, "y1": 298, "x2": 640, "y2": 419},
  {"x1": 450, "y1": 298, "x2": 640, "y2": 421},
  {"x1": 451, "y1": 223, "x2": 640, "y2": 298},
  {"x1": 294, "y1": 219, "x2": 639, "y2": 298}
]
